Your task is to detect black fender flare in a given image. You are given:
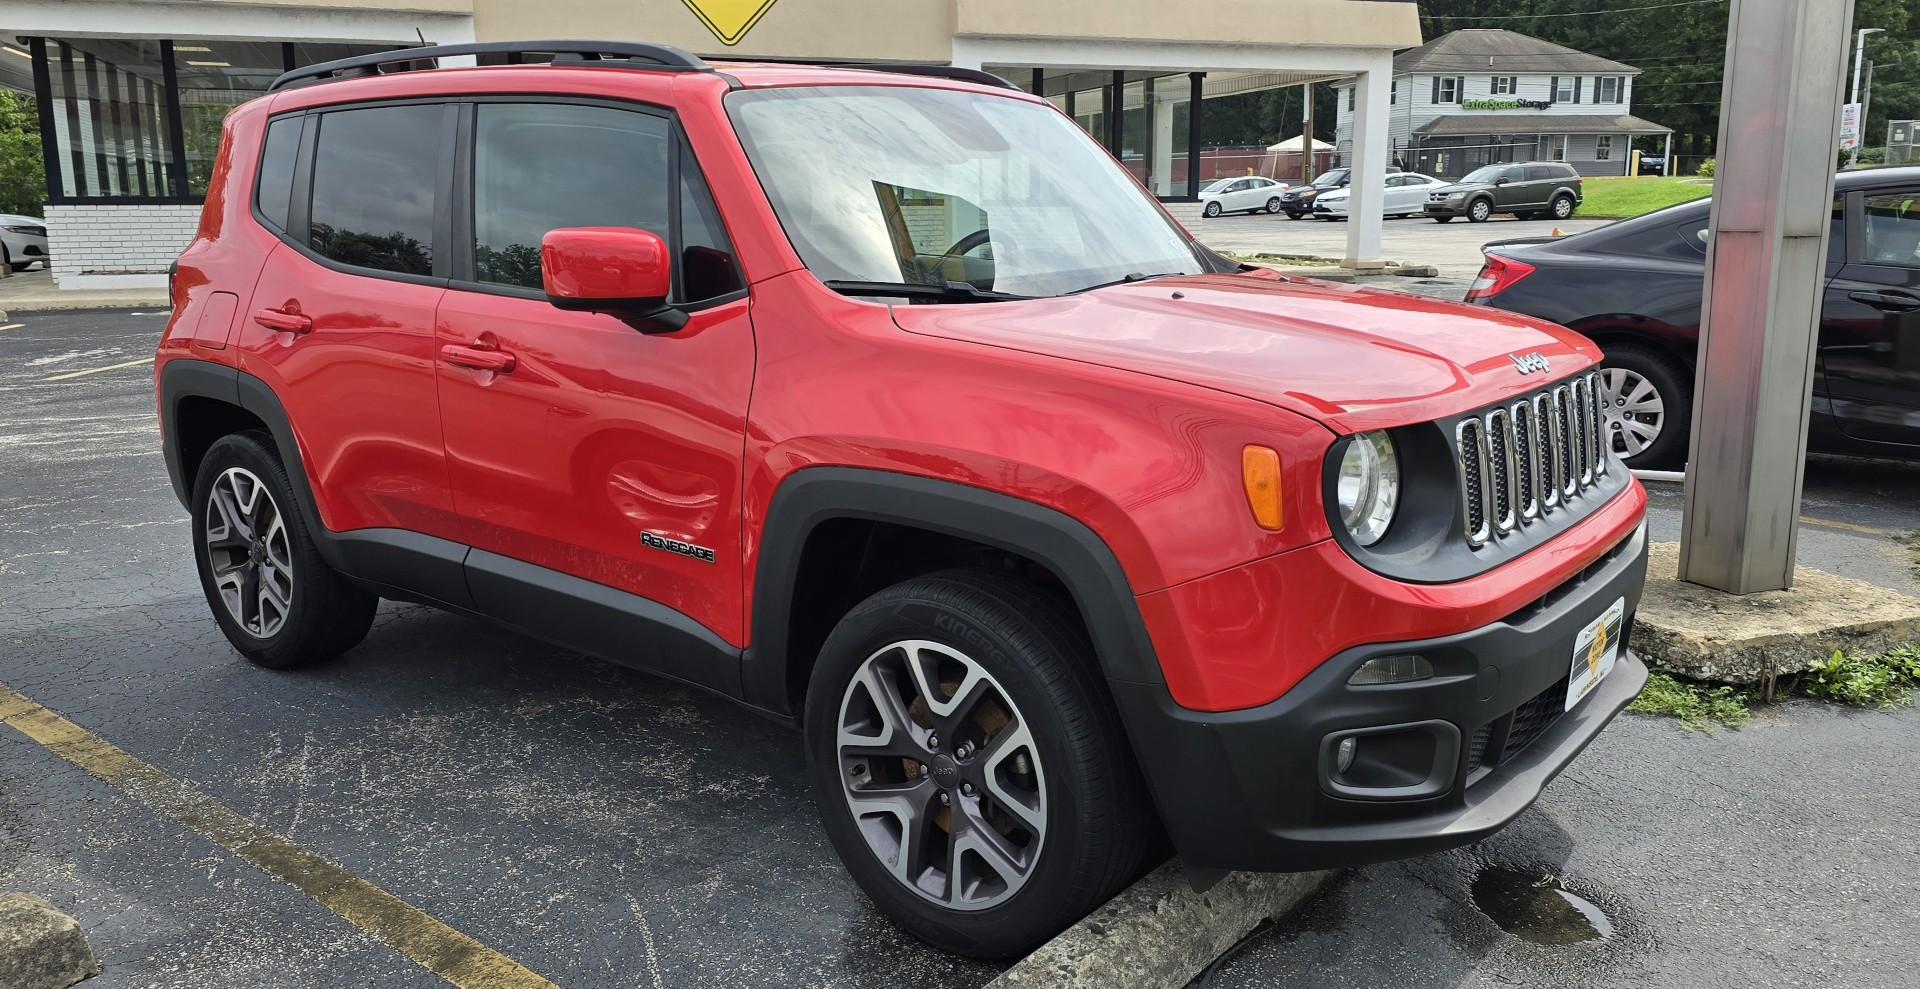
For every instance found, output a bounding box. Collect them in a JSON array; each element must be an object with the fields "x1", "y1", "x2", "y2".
[{"x1": 742, "y1": 468, "x2": 1167, "y2": 717}]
